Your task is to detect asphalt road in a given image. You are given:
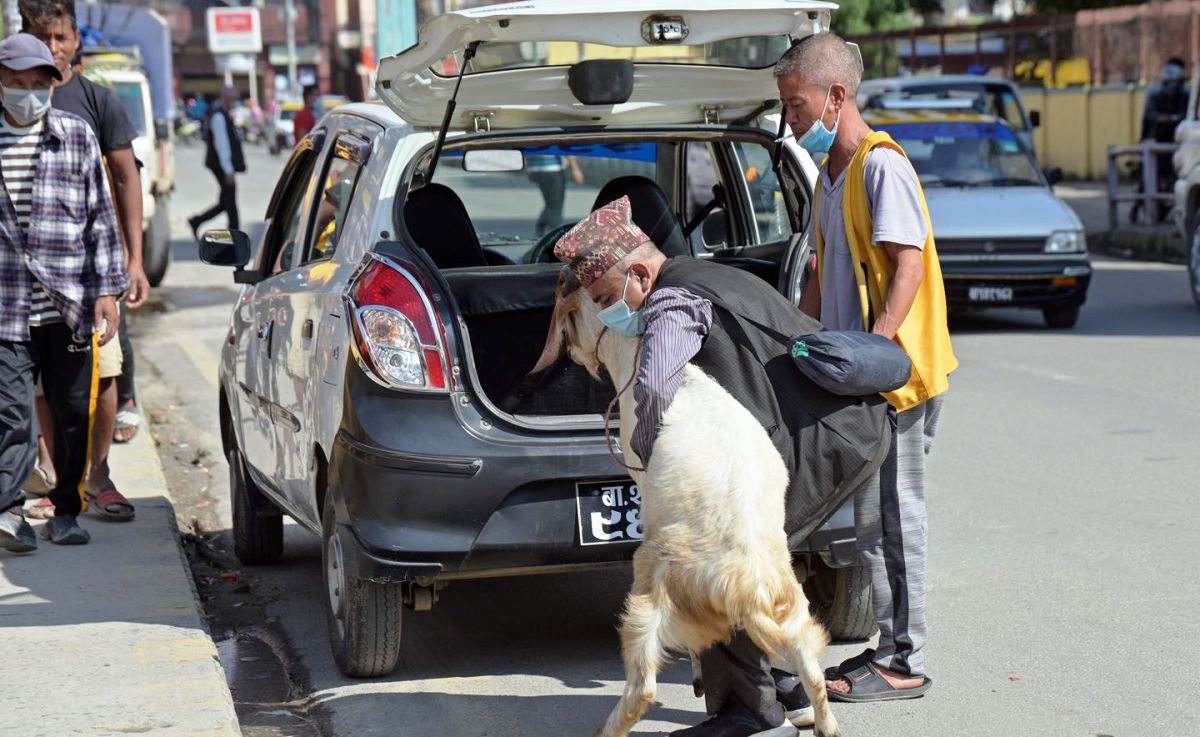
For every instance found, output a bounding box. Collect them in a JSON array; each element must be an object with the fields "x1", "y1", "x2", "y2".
[{"x1": 137, "y1": 141, "x2": 1200, "y2": 737}]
